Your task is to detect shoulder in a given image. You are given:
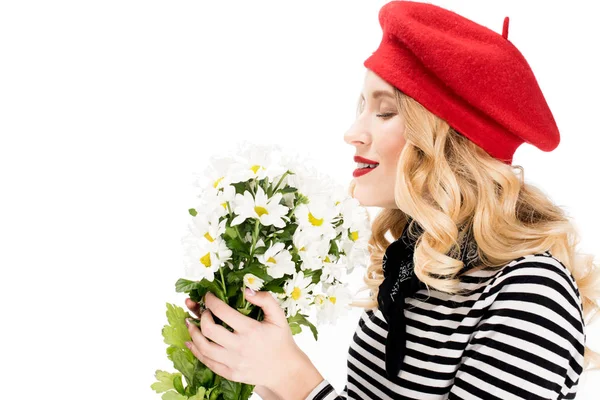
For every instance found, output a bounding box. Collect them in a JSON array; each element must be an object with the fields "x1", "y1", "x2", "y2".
[
  {"x1": 452, "y1": 252, "x2": 587, "y2": 398},
  {"x1": 487, "y1": 251, "x2": 583, "y2": 317},
  {"x1": 482, "y1": 251, "x2": 585, "y2": 351}
]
